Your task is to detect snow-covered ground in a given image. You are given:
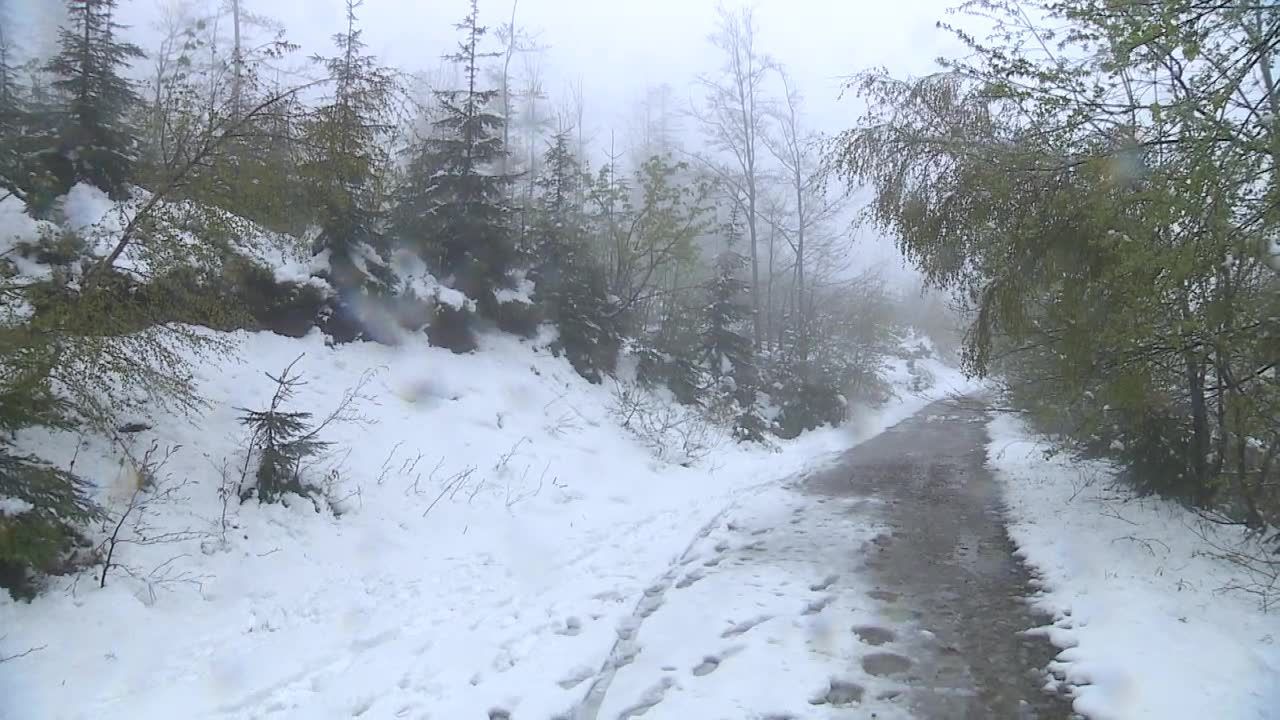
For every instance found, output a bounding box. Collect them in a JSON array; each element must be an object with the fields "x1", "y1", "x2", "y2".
[
  {"x1": 989, "y1": 415, "x2": 1280, "y2": 720},
  {"x1": 0, "y1": 323, "x2": 969, "y2": 720},
  {"x1": 580, "y1": 485, "x2": 919, "y2": 720}
]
